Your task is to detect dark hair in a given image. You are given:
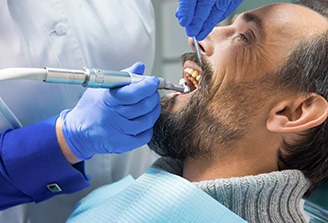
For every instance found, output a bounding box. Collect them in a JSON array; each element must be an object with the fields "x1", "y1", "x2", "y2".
[
  {"x1": 275, "y1": 28, "x2": 328, "y2": 195},
  {"x1": 299, "y1": 0, "x2": 328, "y2": 17}
]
